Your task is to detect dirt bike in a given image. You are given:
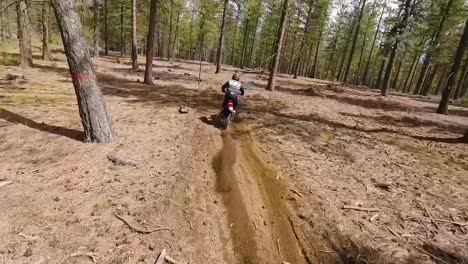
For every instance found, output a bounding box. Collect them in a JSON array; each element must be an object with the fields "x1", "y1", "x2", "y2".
[{"x1": 220, "y1": 99, "x2": 236, "y2": 129}]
